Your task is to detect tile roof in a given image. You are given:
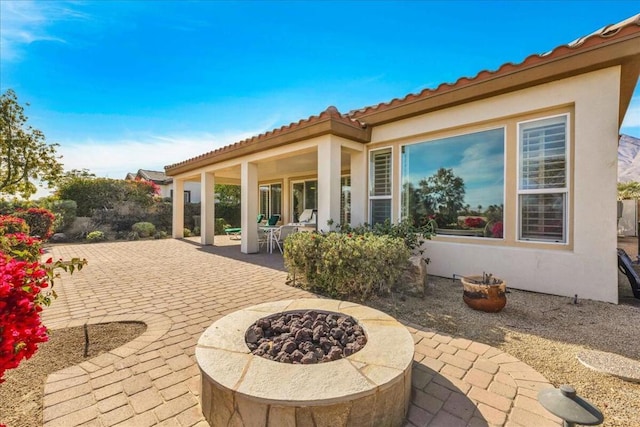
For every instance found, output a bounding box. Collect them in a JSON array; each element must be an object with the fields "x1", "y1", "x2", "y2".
[
  {"x1": 348, "y1": 13, "x2": 640, "y2": 121},
  {"x1": 166, "y1": 14, "x2": 640, "y2": 175},
  {"x1": 165, "y1": 106, "x2": 367, "y2": 172}
]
